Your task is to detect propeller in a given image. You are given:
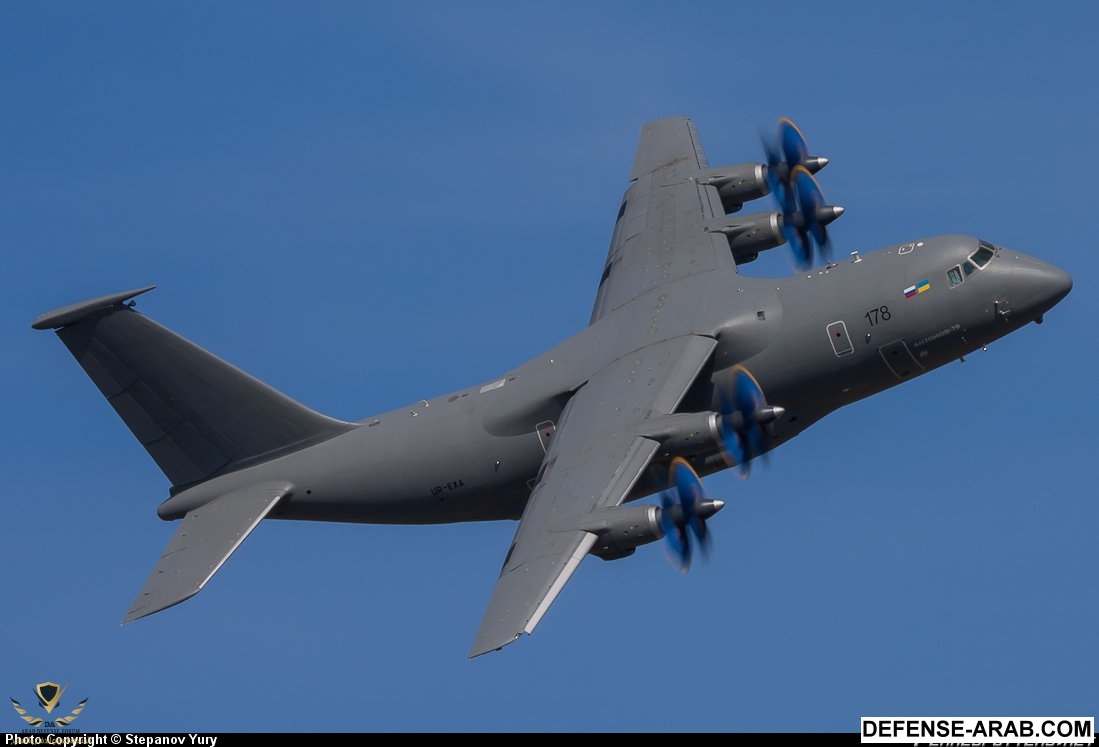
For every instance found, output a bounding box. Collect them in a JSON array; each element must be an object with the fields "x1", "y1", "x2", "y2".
[
  {"x1": 659, "y1": 457, "x2": 724, "y2": 572},
  {"x1": 716, "y1": 365, "x2": 785, "y2": 479},
  {"x1": 761, "y1": 117, "x2": 843, "y2": 270}
]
